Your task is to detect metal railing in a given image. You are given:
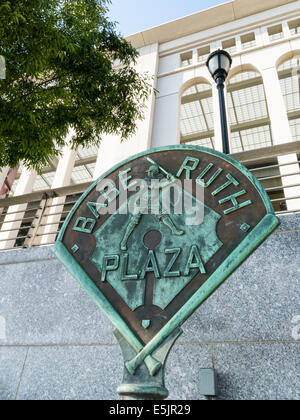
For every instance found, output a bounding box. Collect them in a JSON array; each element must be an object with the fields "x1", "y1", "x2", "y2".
[
  {"x1": 234, "y1": 141, "x2": 300, "y2": 215},
  {"x1": 0, "y1": 182, "x2": 90, "y2": 252},
  {"x1": 0, "y1": 143, "x2": 300, "y2": 252}
]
